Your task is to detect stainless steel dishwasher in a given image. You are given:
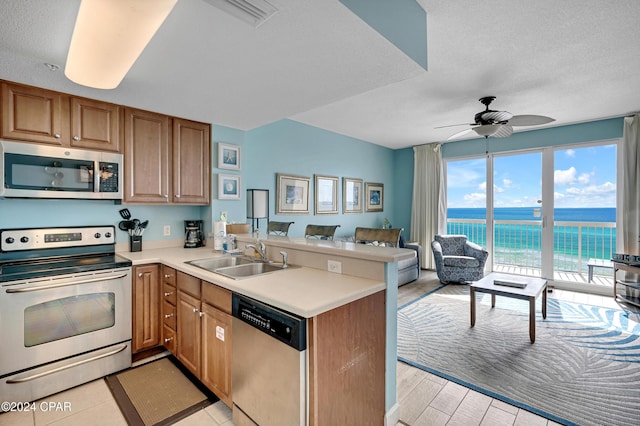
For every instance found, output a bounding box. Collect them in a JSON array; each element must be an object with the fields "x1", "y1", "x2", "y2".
[{"x1": 232, "y1": 293, "x2": 307, "y2": 426}]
